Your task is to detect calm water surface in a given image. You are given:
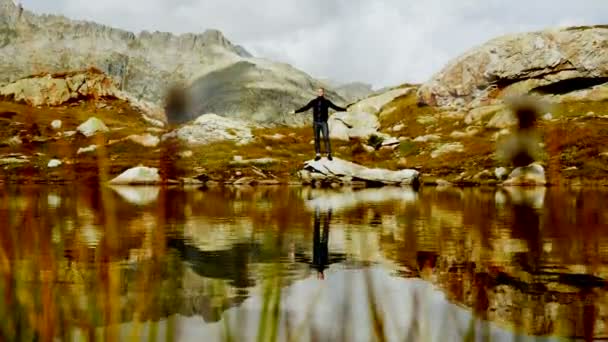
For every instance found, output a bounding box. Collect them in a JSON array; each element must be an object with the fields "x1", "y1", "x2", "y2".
[{"x1": 1, "y1": 185, "x2": 608, "y2": 341}]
